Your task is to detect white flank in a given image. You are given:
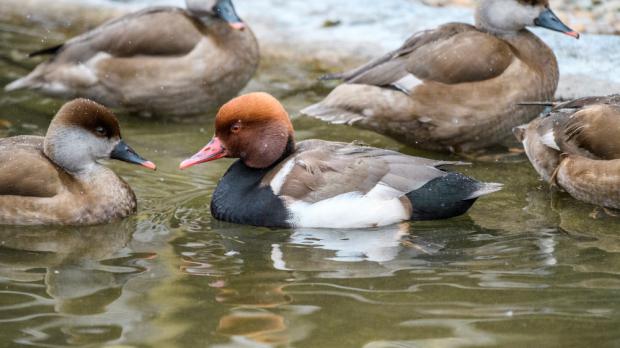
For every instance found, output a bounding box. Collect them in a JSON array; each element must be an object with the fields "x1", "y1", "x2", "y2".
[
  {"x1": 391, "y1": 73, "x2": 422, "y2": 94},
  {"x1": 61, "y1": 52, "x2": 110, "y2": 89},
  {"x1": 540, "y1": 131, "x2": 560, "y2": 151},
  {"x1": 269, "y1": 158, "x2": 296, "y2": 195},
  {"x1": 287, "y1": 192, "x2": 409, "y2": 229}
]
